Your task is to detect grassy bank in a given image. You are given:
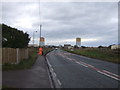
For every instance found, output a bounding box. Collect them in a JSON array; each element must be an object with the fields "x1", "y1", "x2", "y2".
[
  {"x1": 3, "y1": 50, "x2": 38, "y2": 71},
  {"x1": 43, "y1": 47, "x2": 53, "y2": 56},
  {"x1": 64, "y1": 48, "x2": 119, "y2": 64}
]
